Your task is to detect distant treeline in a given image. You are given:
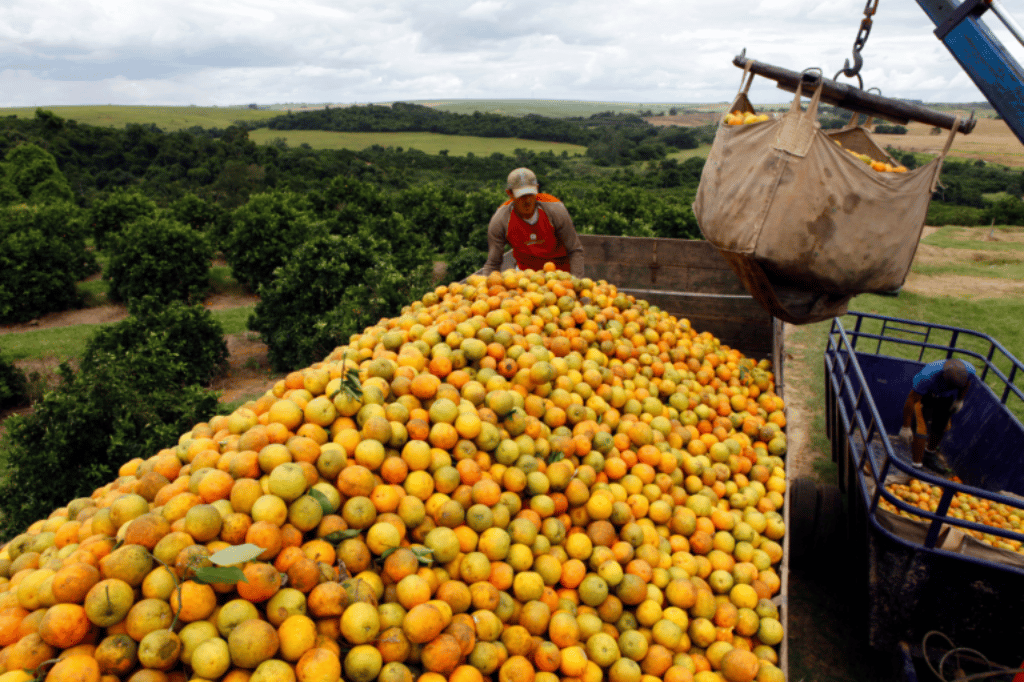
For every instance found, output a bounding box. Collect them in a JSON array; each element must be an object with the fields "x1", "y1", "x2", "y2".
[
  {"x1": 248, "y1": 101, "x2": 715, "y2": 165},
  {"x1": 0, "y1": 106, "x2": 1020, "y2": 231}
]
